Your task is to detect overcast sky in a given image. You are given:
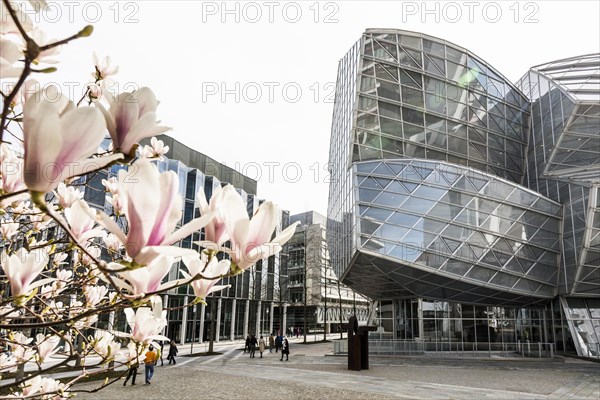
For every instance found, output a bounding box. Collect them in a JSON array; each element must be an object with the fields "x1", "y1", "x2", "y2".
[{"x1": 26, "y1": 0, "x2": 600, "y2": 216}]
